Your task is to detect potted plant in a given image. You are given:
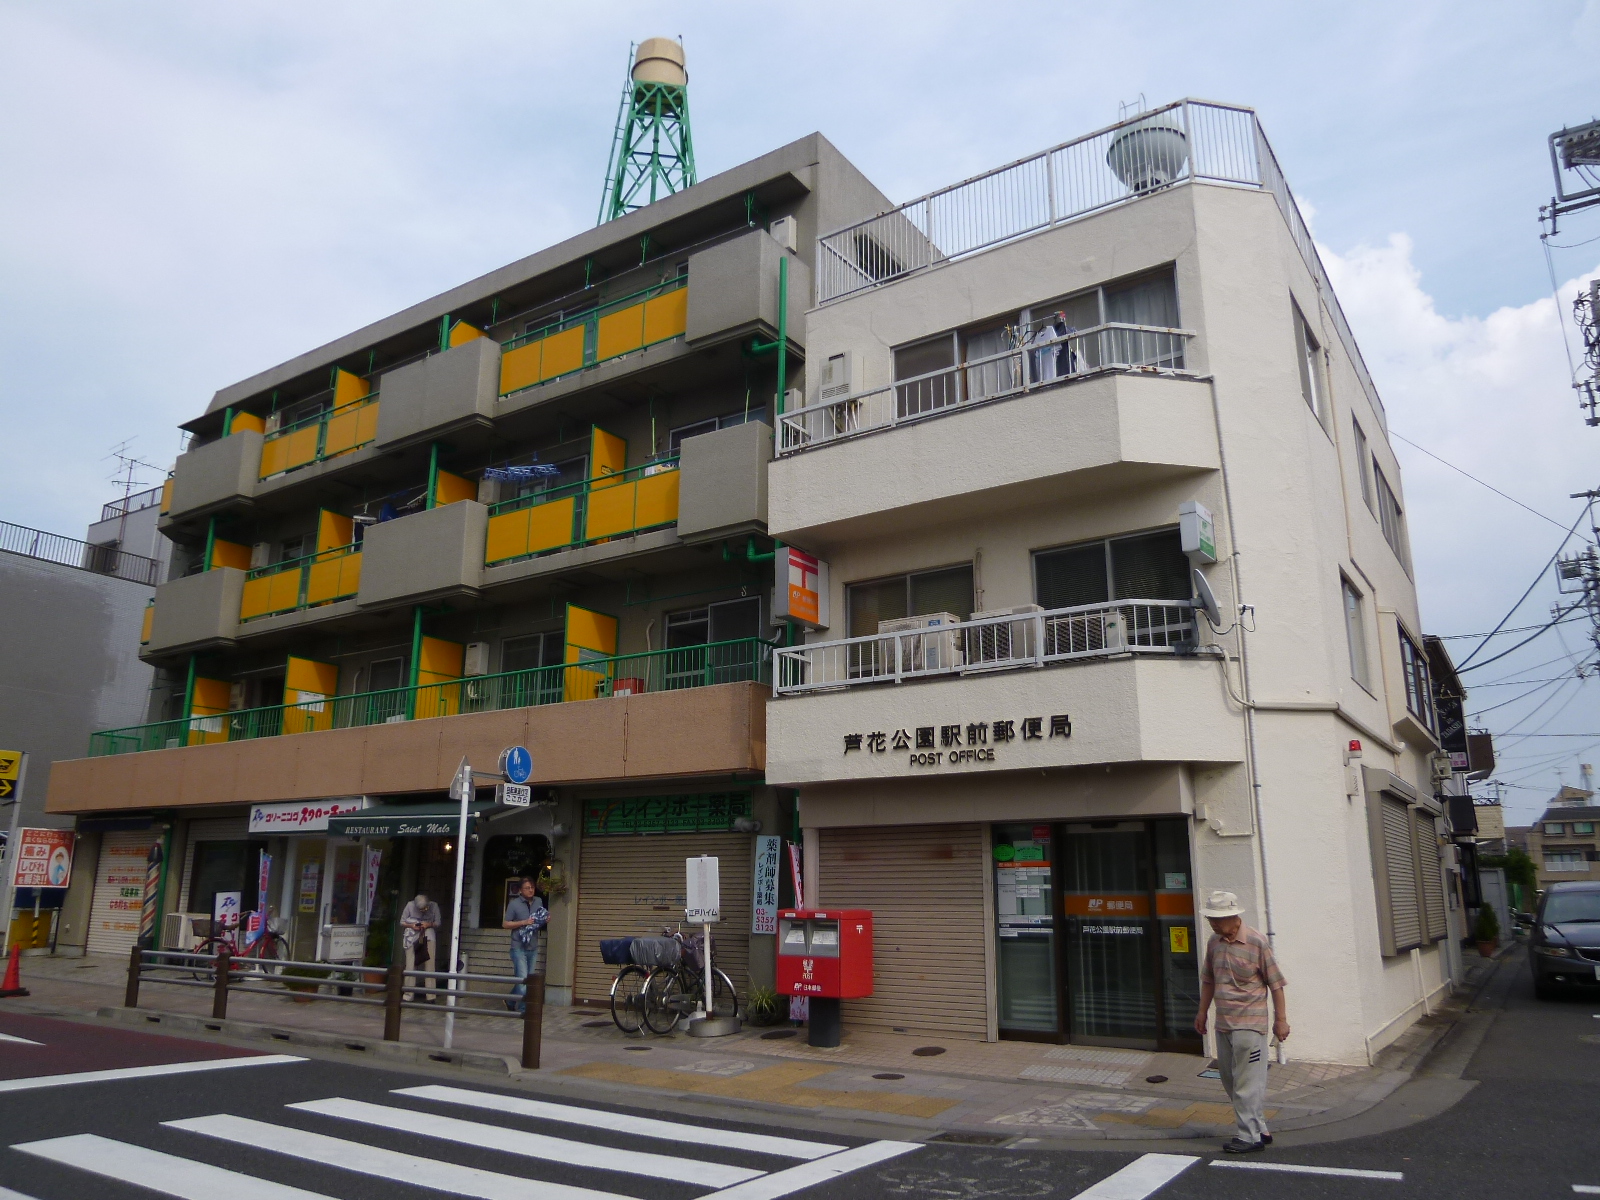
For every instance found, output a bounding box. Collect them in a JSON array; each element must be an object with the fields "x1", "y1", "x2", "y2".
[
  {"x1": 280, "y1": 965, "x2": 330, "y2": 1001},
  {"x1": 1474, "y1": 905, "x2": 1500, "y2": 957},
  {"x1": 746, "y1": 986, "x2": 782, "y2": 1027}
]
